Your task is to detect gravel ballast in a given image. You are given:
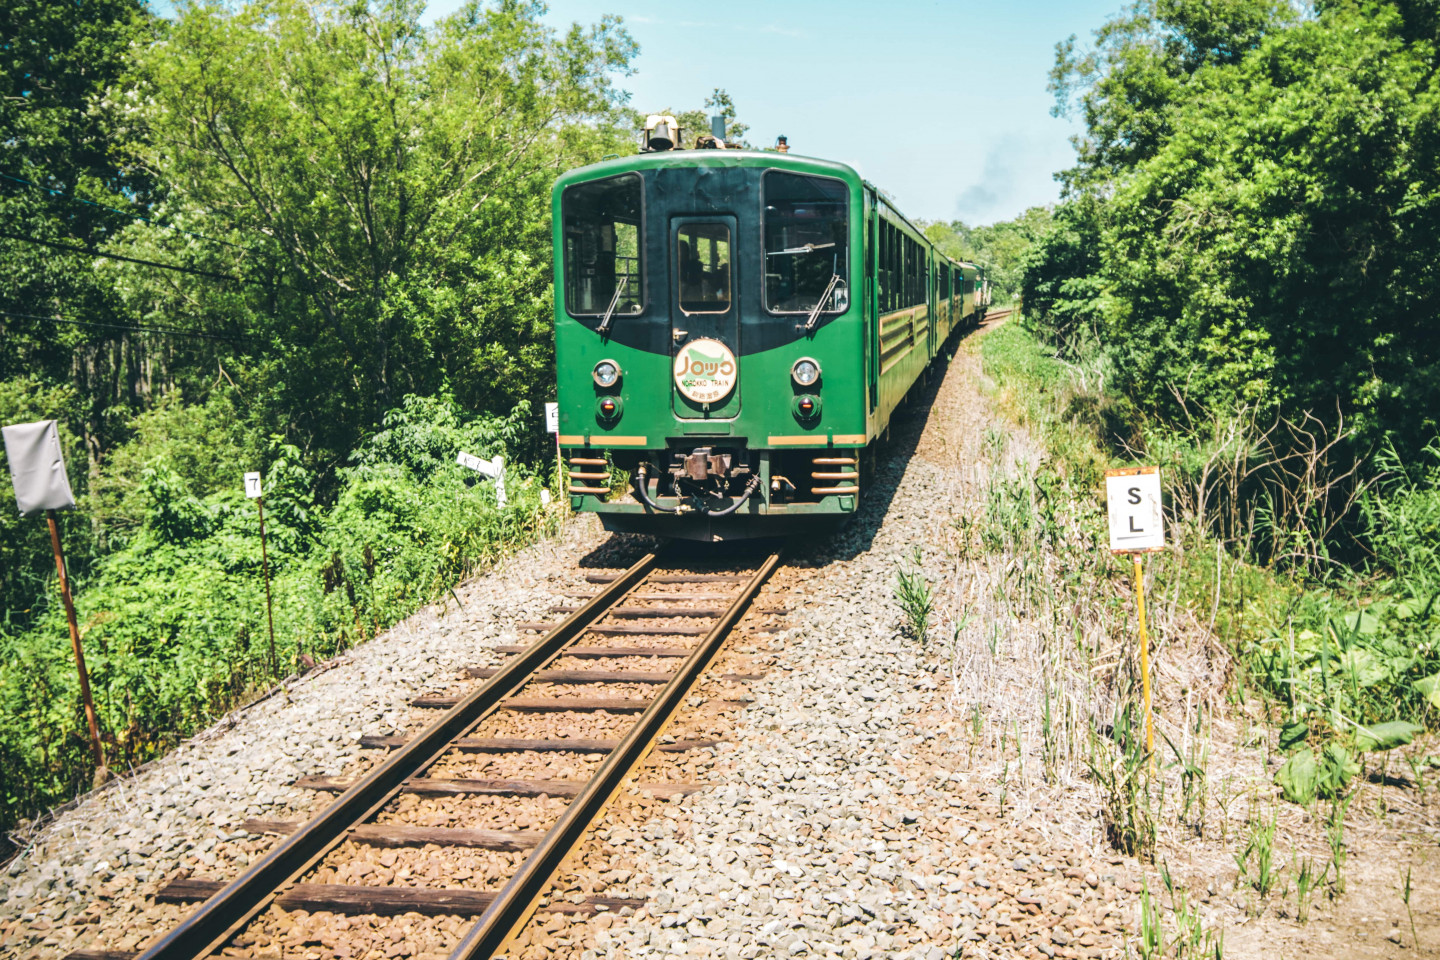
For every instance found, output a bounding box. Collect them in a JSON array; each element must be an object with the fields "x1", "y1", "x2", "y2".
[{"x1": 3, "y1": 325, "x2": 1137, "y2": 959}]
